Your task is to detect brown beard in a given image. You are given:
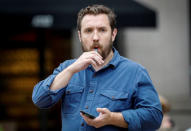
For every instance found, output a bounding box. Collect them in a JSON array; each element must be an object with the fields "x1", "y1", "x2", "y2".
[
  {"x1": 100, "y1": 42, "x2": 113, "y2": 60},
  {"x1": 81, "y1": 40, "x2": 113, "y2": 60}
]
